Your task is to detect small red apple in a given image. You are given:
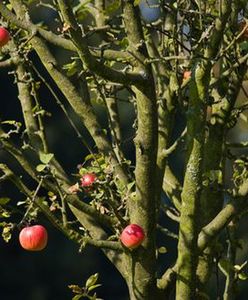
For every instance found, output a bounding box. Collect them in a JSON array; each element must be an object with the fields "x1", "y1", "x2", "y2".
[
  {"x1": 0, "y1": 27, "x2": 10, "y2": 47},
  {"x1": 120, "y1": 224, "x2": 145, "y2": 249},
  {"x1": 19, "y1": 225, "x2": 48, "y2": 251},
  {"x1": 80, "y1": 173, "x2": 96, "y2": 187}
]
